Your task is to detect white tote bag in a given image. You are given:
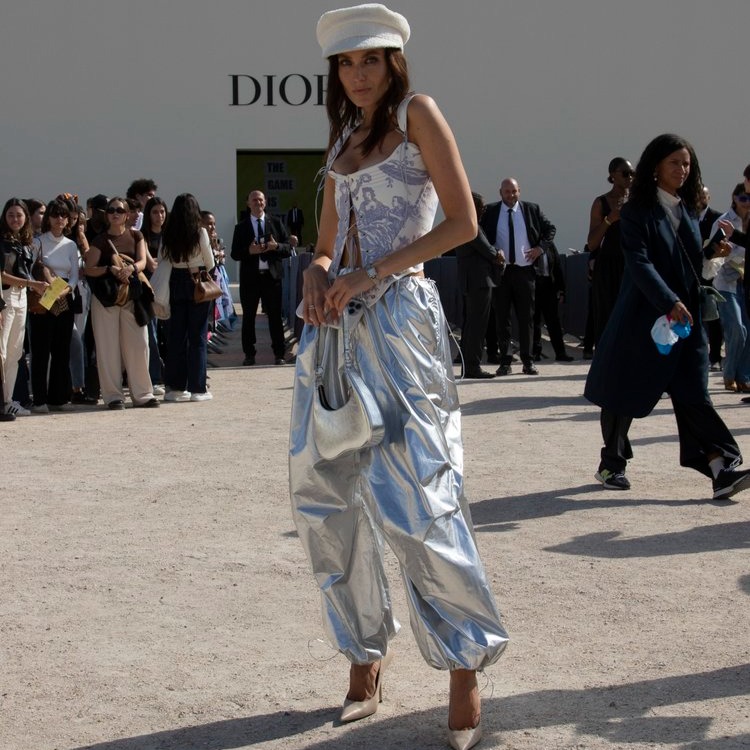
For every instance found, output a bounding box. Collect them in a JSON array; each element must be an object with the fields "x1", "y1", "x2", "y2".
[{"x1": 150, "y1": 254, "x2": 172, "y2": 320}]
